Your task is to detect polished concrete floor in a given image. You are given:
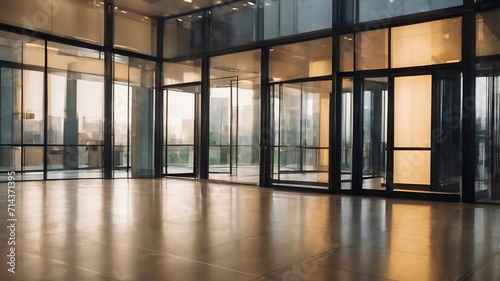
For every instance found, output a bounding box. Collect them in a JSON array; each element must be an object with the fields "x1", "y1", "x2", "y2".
[{"x1": 0, "y1": 179, "x2": 499, "y2": 281}]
